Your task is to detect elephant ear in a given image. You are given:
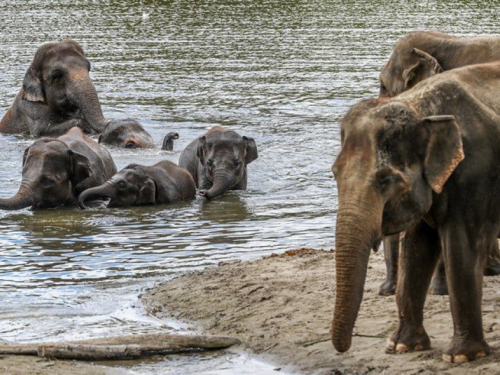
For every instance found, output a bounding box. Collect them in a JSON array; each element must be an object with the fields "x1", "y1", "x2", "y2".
[
  {"x1": 197, "y1": 136, "x2": 208, "y2": 165},
  {"x1": 68, "y1": 150, "x2": 92, "y2": 187},
  {"x1": 422, "y1": 115, "x2": 464, "y2": 194},
  {"x1": 402, "y1": 48, "x2": 443, "y2": 91},
  {"x1": 21, "y1": 44, "x2": 53, "y2": 103},
  {"x1": 137, "y1": 177, "x2": 157, "y2": 204},
  {"x1": 243, "y1": 136, "x2": 258, "y2": 164}
]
